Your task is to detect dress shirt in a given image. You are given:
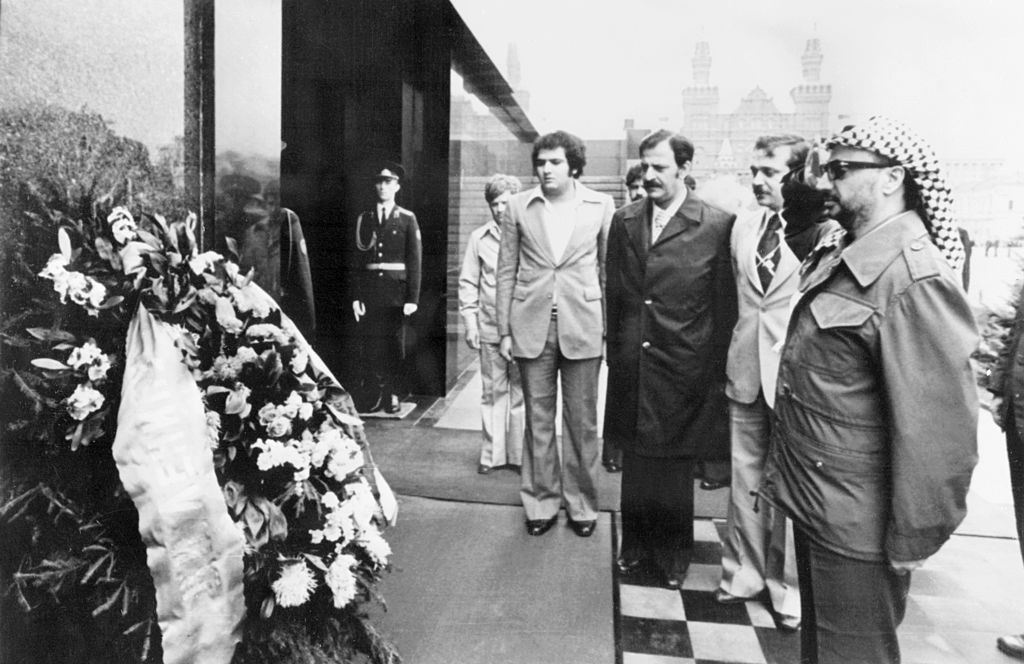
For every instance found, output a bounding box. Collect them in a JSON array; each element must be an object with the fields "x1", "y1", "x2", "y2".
[{"x1": 650, "y1": 188, "x2": 688, "y2": 244}]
